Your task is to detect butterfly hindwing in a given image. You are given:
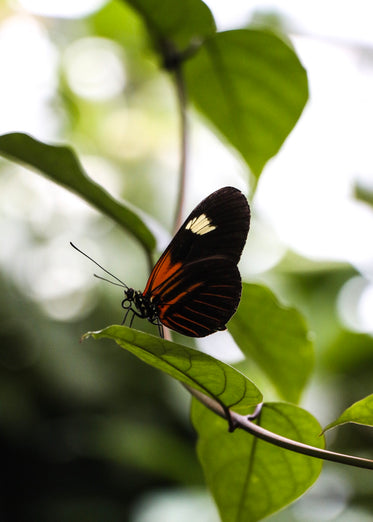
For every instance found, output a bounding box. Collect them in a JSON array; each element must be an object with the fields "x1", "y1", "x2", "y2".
[{"x1": 156, "y1": 256, "x2": 242, "y2": 337}]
